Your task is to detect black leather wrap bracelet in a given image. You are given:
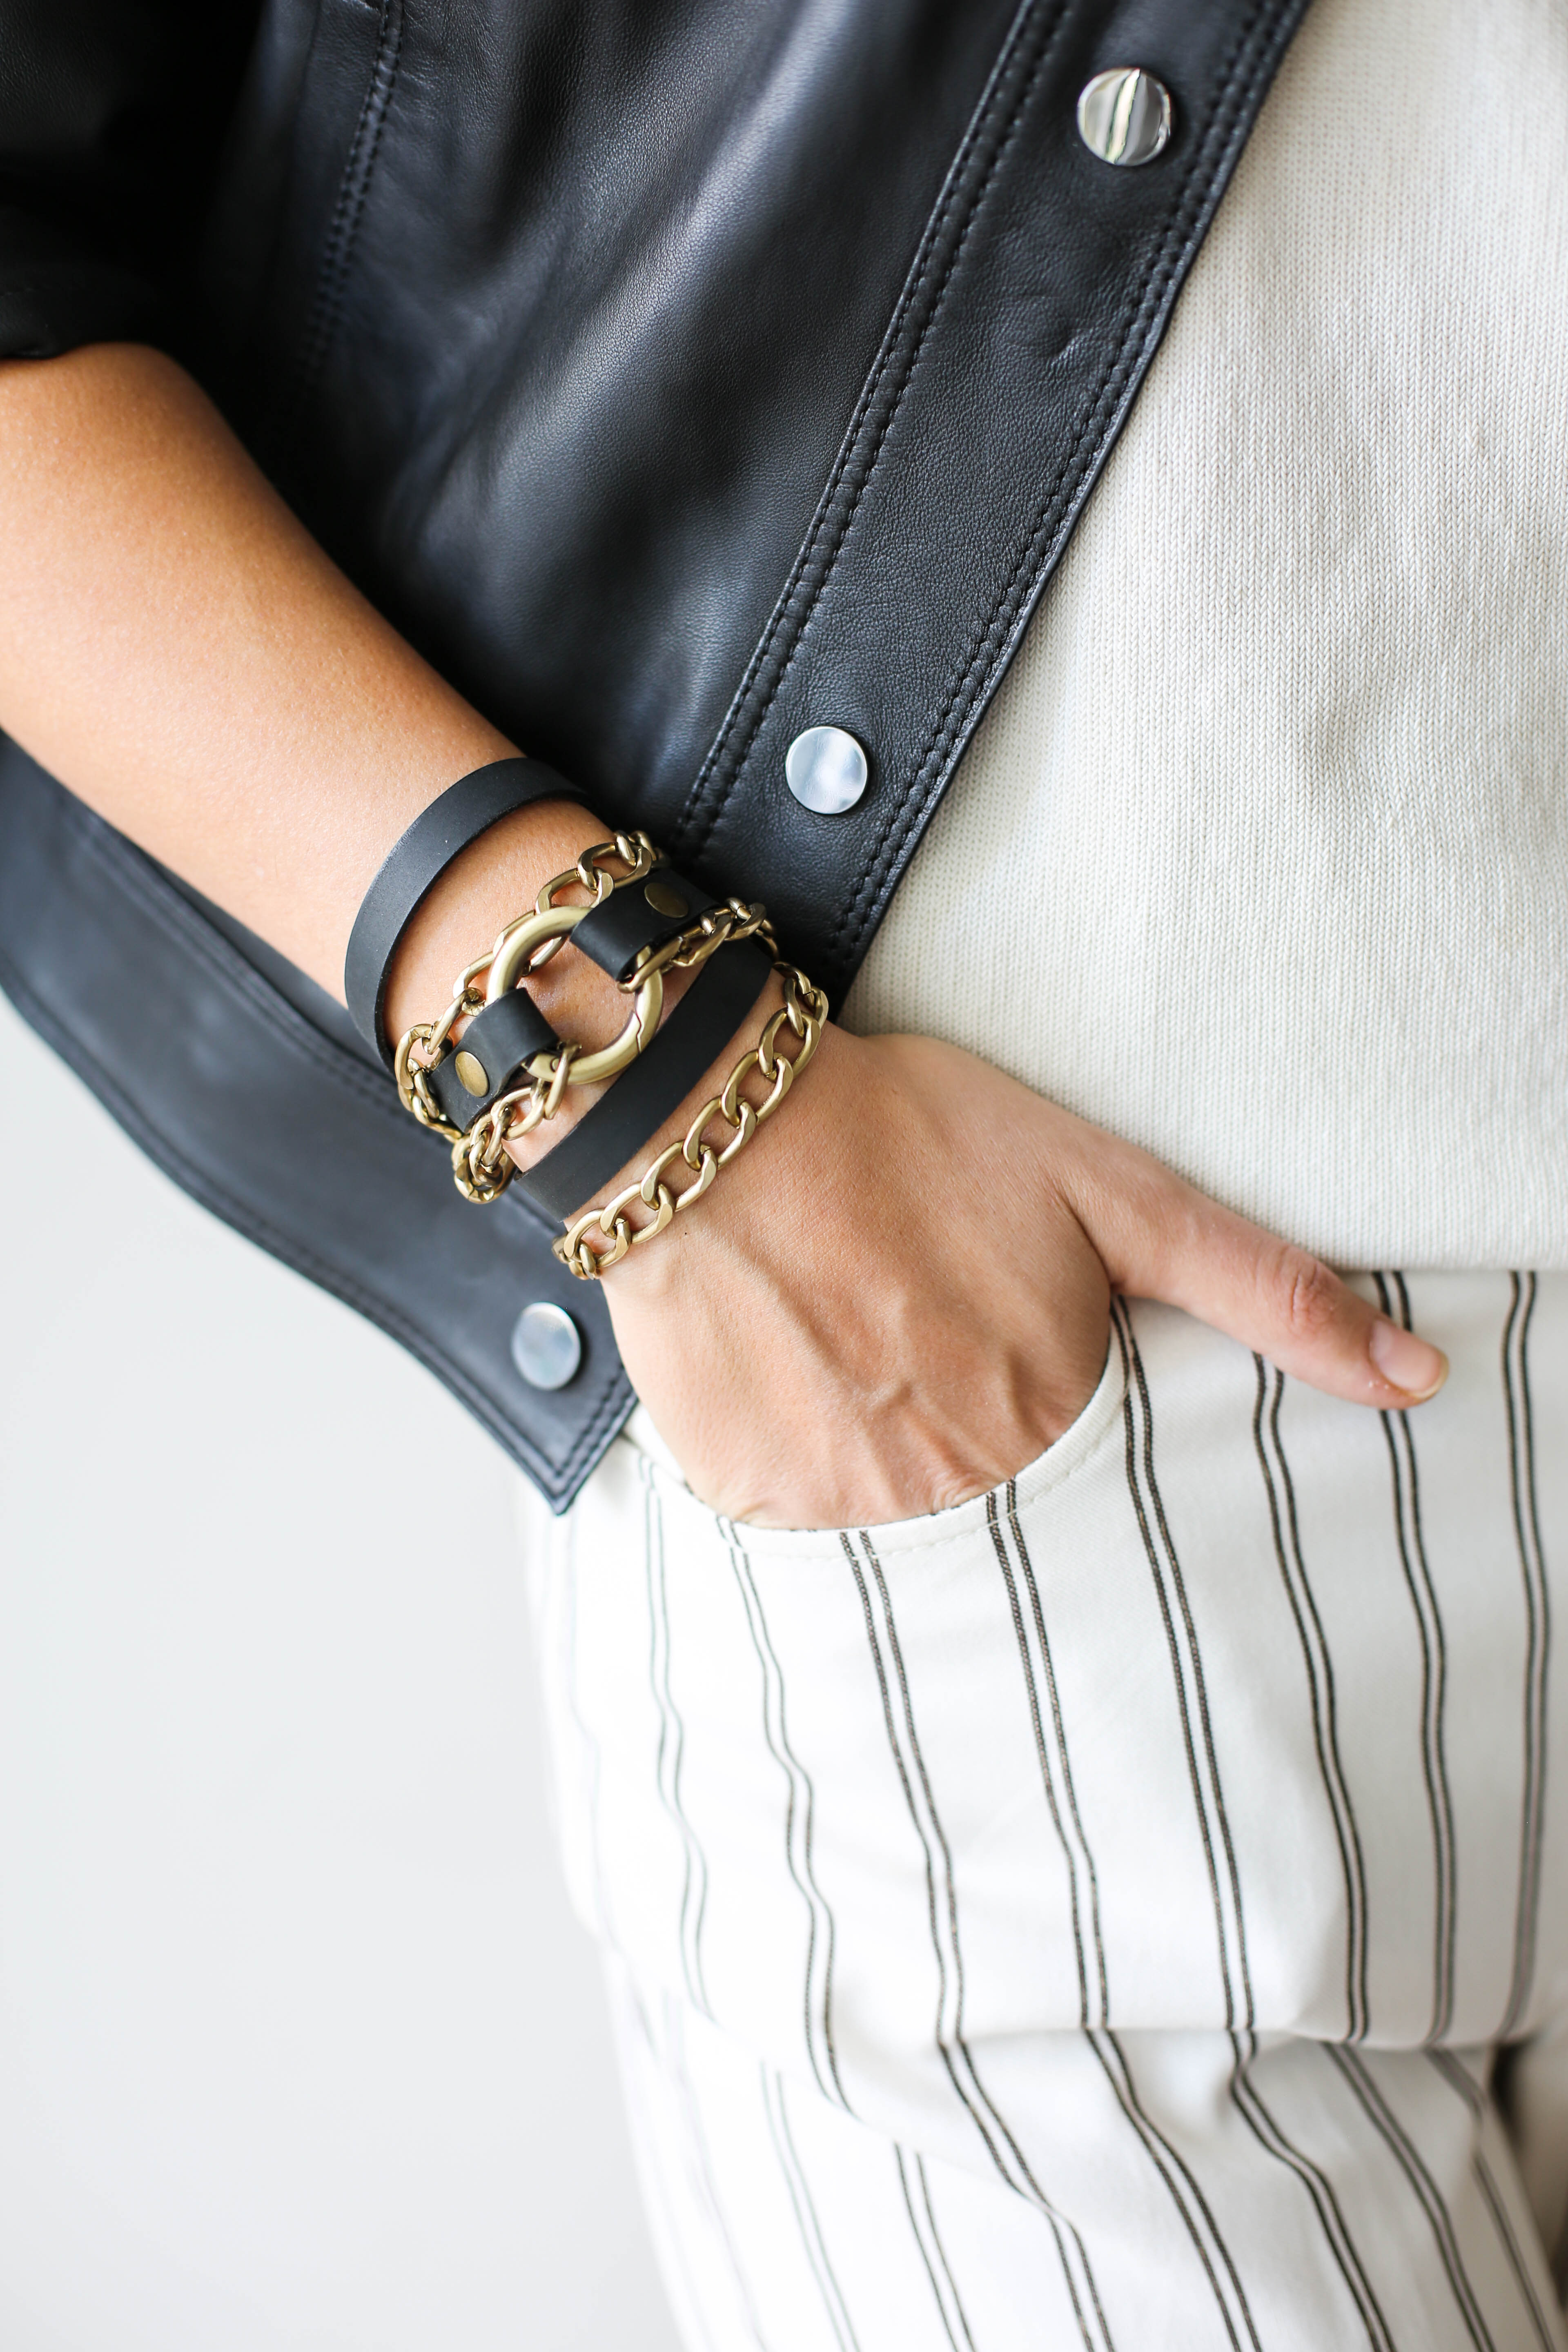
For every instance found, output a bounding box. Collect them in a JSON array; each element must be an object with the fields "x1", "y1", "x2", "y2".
[
  {"x1": 420, "y1": 858, "x2": 729, "y2": 1135},
  {"x1": 345, "y1": 756, "x2": 588, "y2": 1068},
  {"x1": 516, "y1": 939, "x2": 772, "y2": 1221}
]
